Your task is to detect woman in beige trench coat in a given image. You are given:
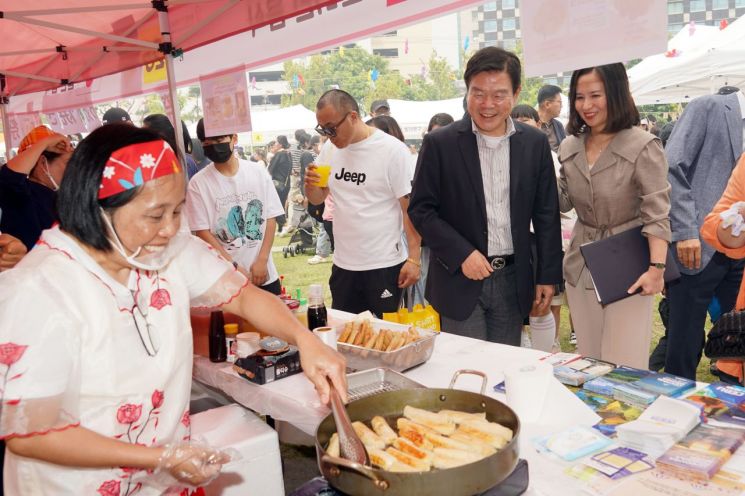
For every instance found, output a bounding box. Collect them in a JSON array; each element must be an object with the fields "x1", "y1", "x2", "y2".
[{"x1": 558, "y1": 63, "x2": 671, "y2": 369}]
